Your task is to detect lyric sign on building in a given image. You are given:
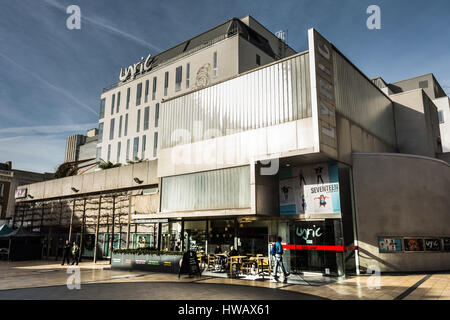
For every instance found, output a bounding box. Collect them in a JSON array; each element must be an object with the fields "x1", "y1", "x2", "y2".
[{"x1": 308, "y1": 28, "x2": 338, "y2": 158}]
